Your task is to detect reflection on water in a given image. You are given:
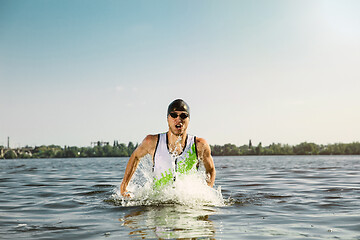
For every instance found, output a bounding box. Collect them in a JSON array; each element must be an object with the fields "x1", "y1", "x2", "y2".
[{"x1": 119, "y1": 204, "x2": 216, "y2": 239}]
